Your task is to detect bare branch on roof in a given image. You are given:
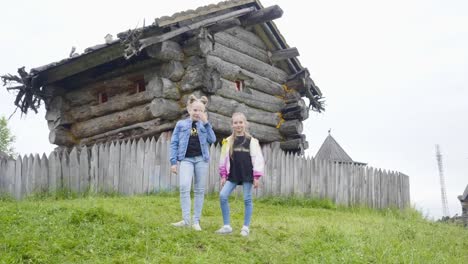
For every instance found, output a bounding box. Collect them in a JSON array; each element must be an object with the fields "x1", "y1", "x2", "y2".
[{"x1": 1, "y1": 67, "x2": 51, "y2": 115}]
